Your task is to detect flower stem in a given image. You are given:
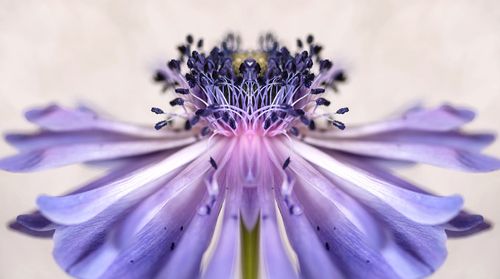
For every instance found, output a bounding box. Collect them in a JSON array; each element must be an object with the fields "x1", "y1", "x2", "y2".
[{"x1": 241, "y1": 218, "x2": 260, "y2": 279}]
